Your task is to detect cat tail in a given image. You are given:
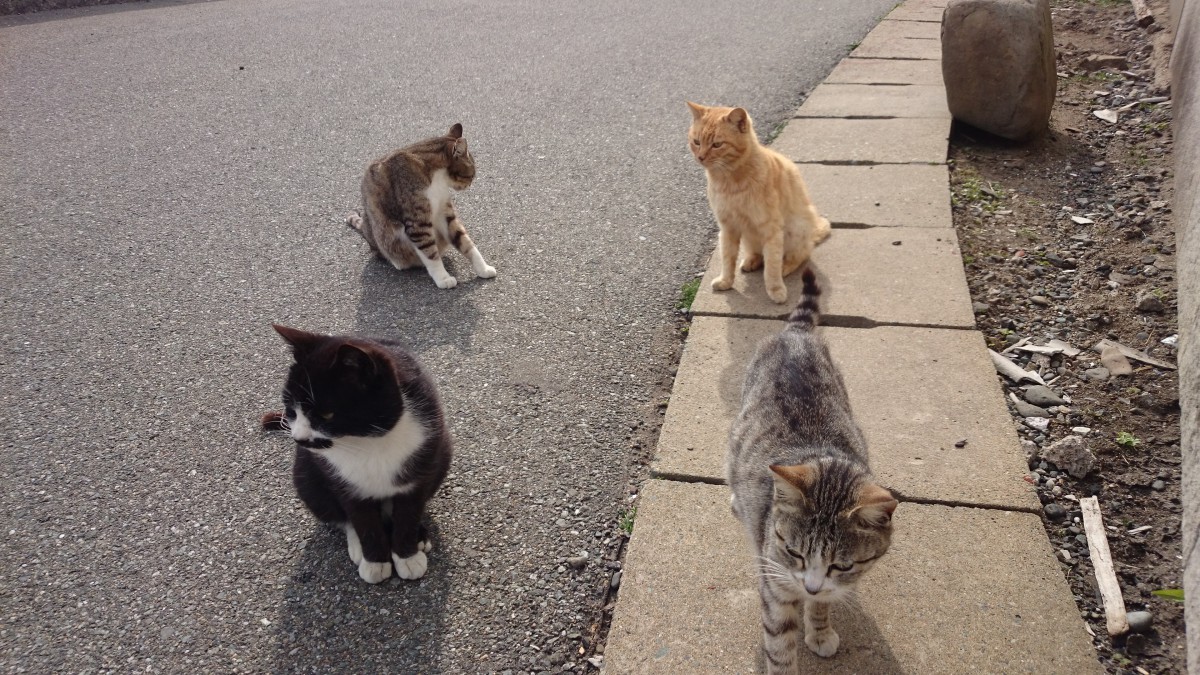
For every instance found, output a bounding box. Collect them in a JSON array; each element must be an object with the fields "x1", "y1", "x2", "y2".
[{"x1": 786, "y1": 269, "x2": 821, "y2": 330}]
